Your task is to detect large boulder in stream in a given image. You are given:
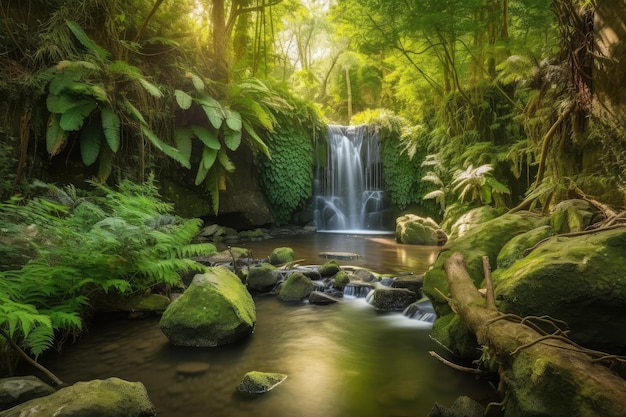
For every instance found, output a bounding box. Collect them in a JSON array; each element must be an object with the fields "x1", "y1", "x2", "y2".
[
  {"x1": 247, "y1": 263, "x2": 280, "y2": 293},
  {"x1": 159, "y1": 266, "x2": 256, "y2": 347},
  {"x1": 395, "y1": 214, "x2": 447, "y2": 245},
  {"x1": 0, "y1": 378, "x2": 155, "y2": 417},
  {"x1": 0, "y1": 376, "x2": 55, "y2": 411},
  {"x1": 493, "y1": 227, "x2": 626, "y2": 353},
  {"x1": 268, "y1": 247, "x2": 295, "y2": 265}
]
